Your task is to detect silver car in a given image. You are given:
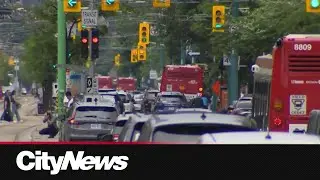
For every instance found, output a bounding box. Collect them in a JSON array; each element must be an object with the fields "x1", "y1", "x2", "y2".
[
  {"x1": 197, "y1": 132, "x2": 320, "y2": 144},
  {"x1": 137, "y1": 112, "x2": 257, "y2": 143},
  {"x1": 60, "y1": 101, "x2": 119, "y2": 141}
]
